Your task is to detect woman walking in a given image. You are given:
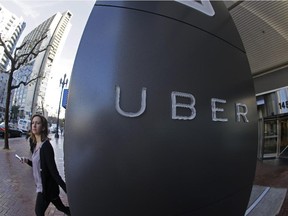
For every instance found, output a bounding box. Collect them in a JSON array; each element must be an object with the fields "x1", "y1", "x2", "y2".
[{"x1": 20, "y1": 114, "x2": 70, "y2": 216}]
